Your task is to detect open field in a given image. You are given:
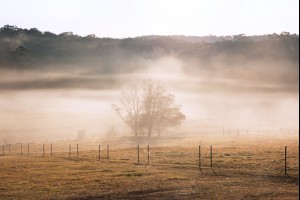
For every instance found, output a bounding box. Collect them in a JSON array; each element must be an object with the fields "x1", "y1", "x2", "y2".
[{"x1": 0, "y1": 134, "x2": 299, "y2": 200}]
